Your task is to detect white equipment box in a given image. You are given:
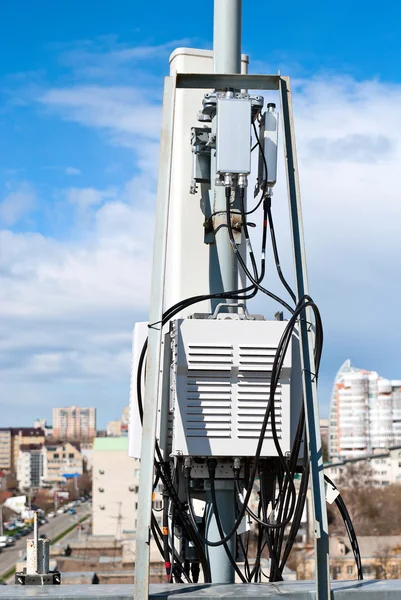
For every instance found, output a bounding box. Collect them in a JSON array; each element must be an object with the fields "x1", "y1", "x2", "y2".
[
  {"x1": 128, "y1": 322, "x2": 172, "y2": 460},
  {"x1": 170, "y1": 318, "x2": 302, "y2": 458},
  {"x1": 128, "y1": 322, "x2": 148, "y2": 459}
]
